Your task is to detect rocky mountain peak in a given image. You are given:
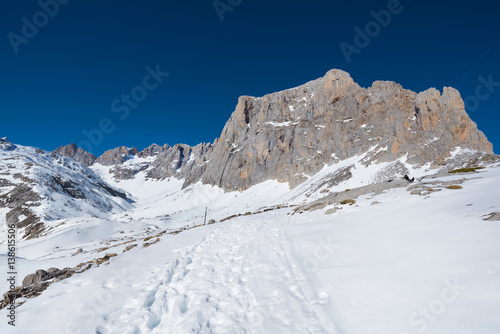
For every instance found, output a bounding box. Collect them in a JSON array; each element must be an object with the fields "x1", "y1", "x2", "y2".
[
  {"x1": 195, "y1": 69, "x2": 494, "y2": 190},
  {"x1": 322, "y1": 68, "x2": 357, "y2": 97},
  {"x1": 137, "y1": 143, "x2": 170, "y2": 158},
  {"x1": 95, "y1": 146, "x2": 139, "y2": 166},
  {"x1": 53, "y1": 143, "x2": 97, "y2": 166},
  {"x1": 51, "y1": 69, "x2": 495, "y2": 192}
]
